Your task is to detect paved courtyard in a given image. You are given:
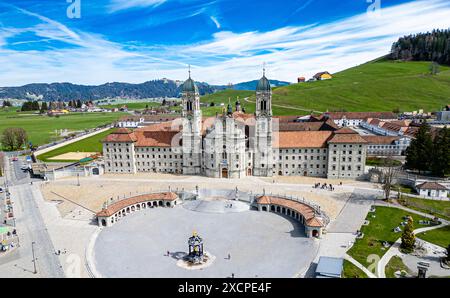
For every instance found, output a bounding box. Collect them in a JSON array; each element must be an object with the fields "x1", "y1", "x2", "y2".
[{"x1": 90, "y1": 202, "x2": 319, "y2": 278}]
